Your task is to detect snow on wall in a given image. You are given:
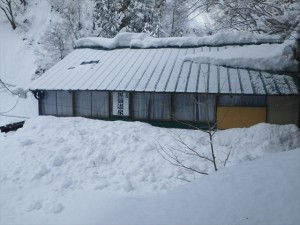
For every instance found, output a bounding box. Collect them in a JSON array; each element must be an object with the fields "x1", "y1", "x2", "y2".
[
  {"x1": 75, "y1": 31, "x2": 282, "y2": 49},
  {"x1": 184, "y1": 40, "x2": 299, "y2": 72}
]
